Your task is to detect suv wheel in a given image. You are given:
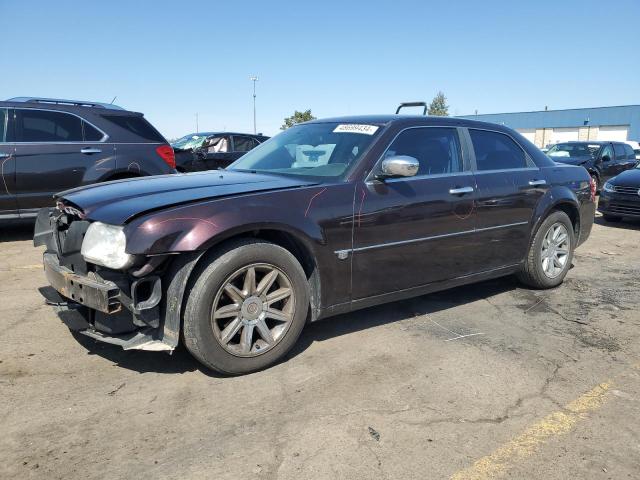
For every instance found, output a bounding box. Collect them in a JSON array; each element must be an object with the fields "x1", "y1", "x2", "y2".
[
  {"x1": 183, "y1": 239, "x2": 309, "y2": 375},
  {"x1": 517, "y1": 210, "x2": 575, "y2": 289}
]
